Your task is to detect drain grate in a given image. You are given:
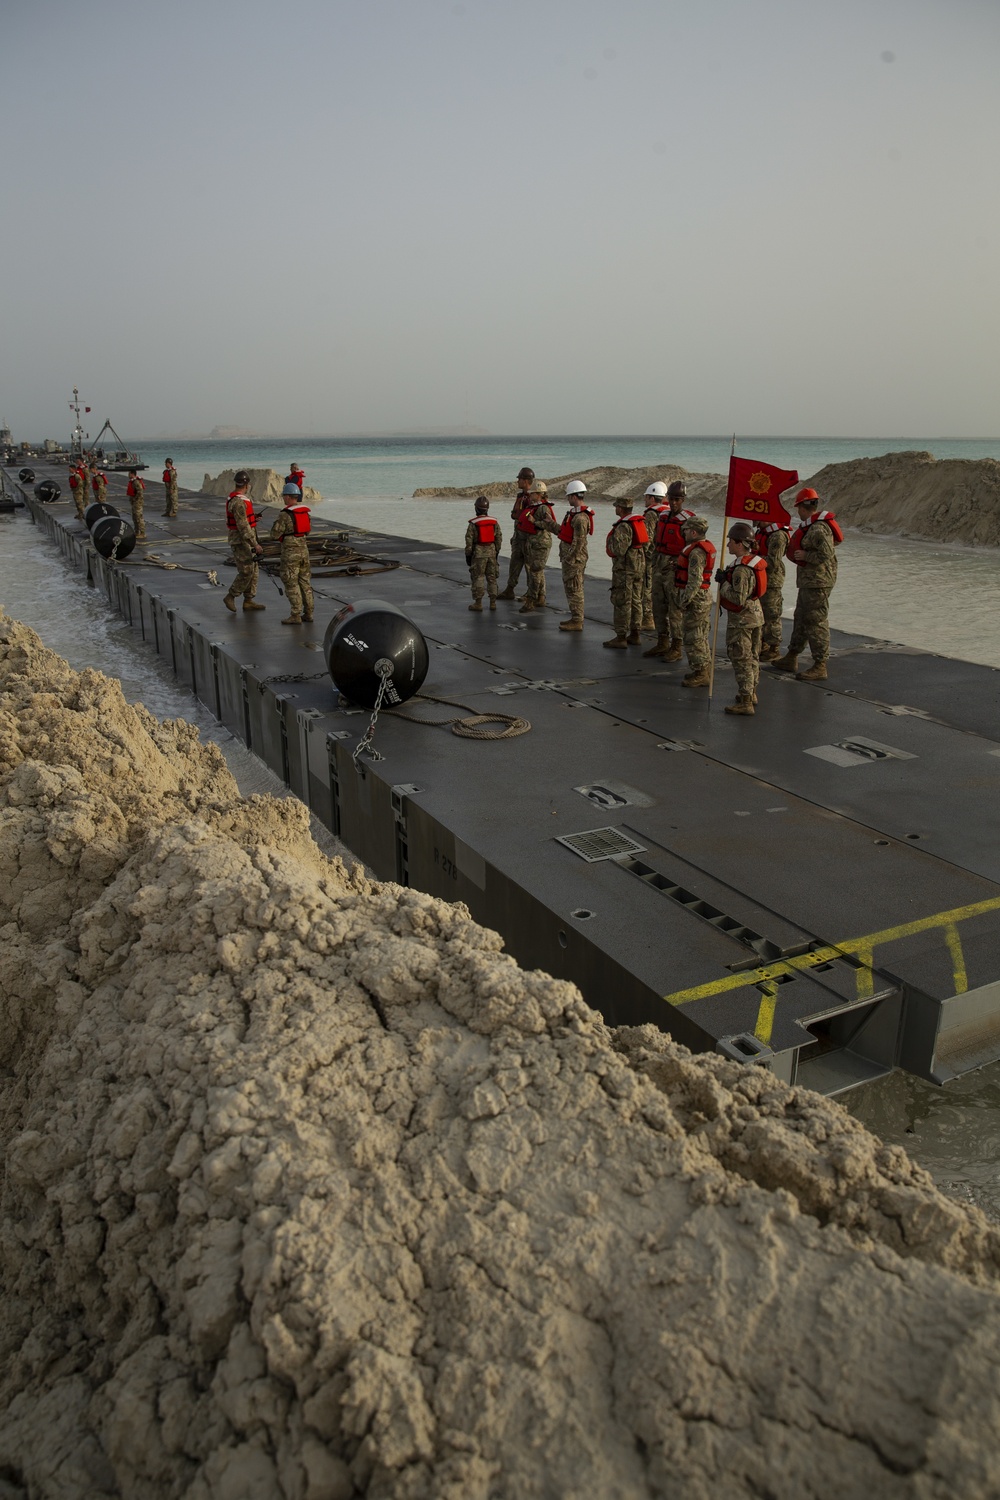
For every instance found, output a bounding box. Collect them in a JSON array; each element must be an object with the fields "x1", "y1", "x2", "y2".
[
  {"x1": 616, "y1": 856, "x2": 786, "y2": 960},
  {"x1": 556, "y1": 827, "x2": 647, "y2": 863}
]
